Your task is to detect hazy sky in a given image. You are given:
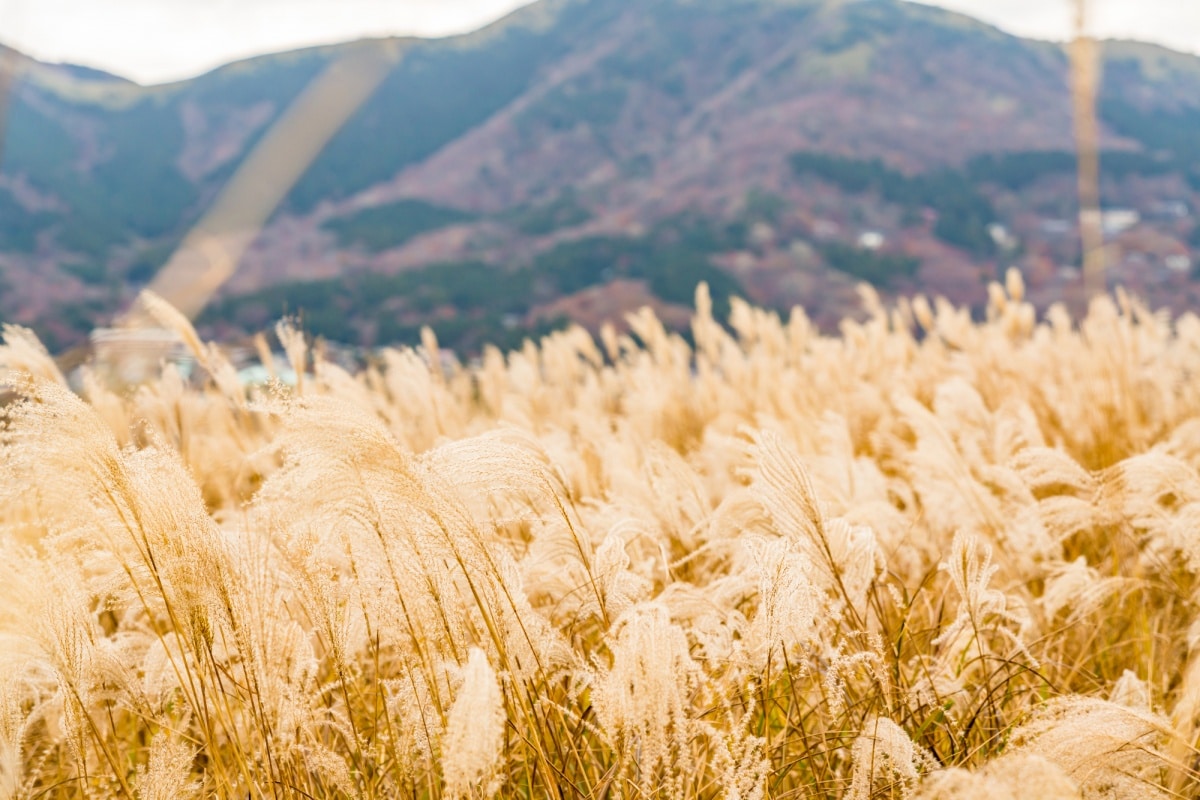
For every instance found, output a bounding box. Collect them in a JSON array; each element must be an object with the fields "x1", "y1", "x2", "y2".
[{"x1": 1, "y1": 0, "x2": 1196, "y2": 85}]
